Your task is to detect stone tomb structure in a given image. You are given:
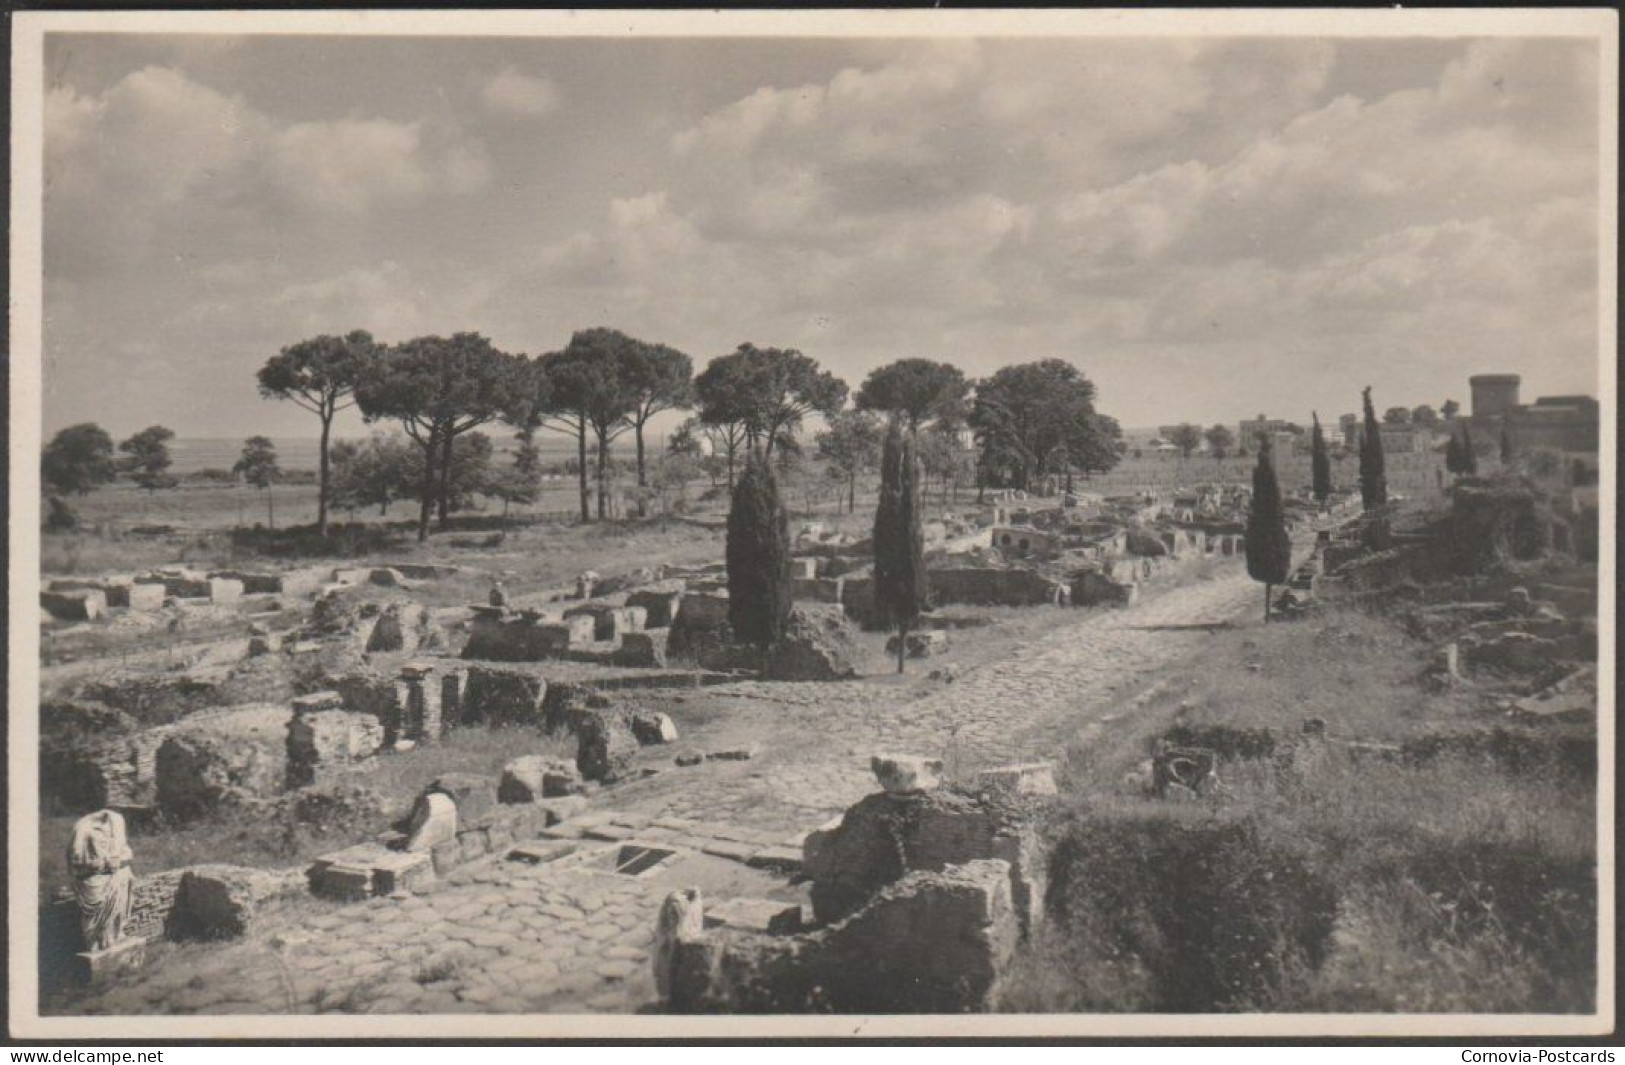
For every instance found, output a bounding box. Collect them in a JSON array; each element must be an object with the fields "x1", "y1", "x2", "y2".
[{"x1": 653, "y1": 755, "x2": 1053, "y2": 1012}]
